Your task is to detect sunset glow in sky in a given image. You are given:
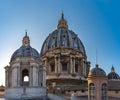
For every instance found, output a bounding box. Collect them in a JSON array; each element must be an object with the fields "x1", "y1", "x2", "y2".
[{"x1": 0, "y1": 0, "x2": 120, "y2": 85}]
